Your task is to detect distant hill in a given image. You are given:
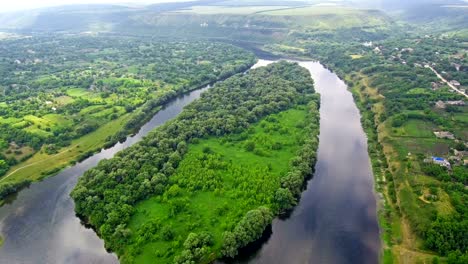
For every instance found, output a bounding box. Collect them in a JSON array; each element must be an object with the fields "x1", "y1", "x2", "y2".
[{"x1": 0, "y1": 1, "x2": 392, "y2": 39}]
